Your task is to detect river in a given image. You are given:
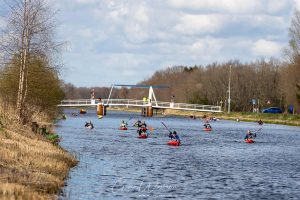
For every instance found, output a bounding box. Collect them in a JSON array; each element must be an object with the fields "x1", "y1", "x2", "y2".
[{"x1": 57, "y1": 109, "x2": 300, "y2": 200}]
